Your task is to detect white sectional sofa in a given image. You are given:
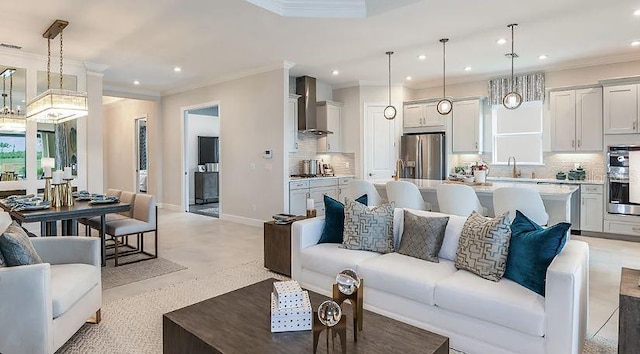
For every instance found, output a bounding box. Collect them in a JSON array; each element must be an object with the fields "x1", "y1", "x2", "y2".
[{"x1": 291, "y1": 208, "x2": 589, "y2": 354}]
